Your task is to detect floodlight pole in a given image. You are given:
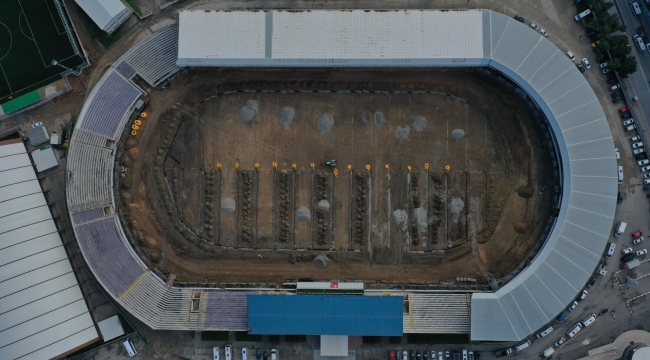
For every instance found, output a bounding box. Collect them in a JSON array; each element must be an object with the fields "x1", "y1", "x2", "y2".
[{"x1": 51, "y1": 59, "x2": 81, "y2": 76}]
